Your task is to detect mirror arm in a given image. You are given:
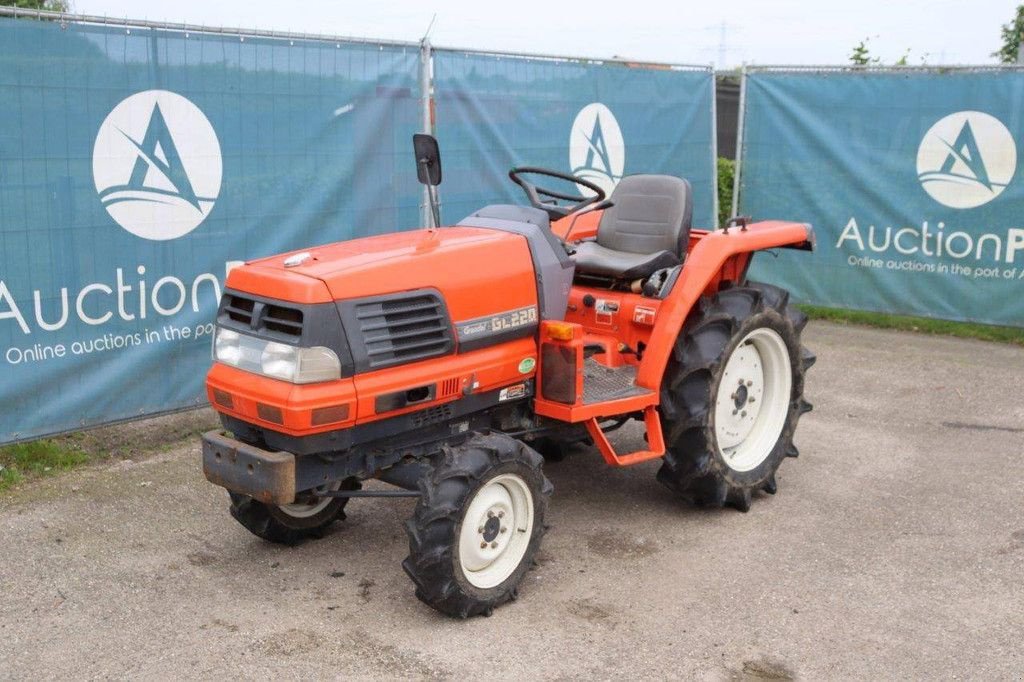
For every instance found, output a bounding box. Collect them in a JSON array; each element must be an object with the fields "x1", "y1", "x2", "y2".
[
  {"x1": 418, "y1": 157, "x2": 441, "y2": 229},
  {"x1": 428, "y1": 182, "x2": 440, "y2": 229}
]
